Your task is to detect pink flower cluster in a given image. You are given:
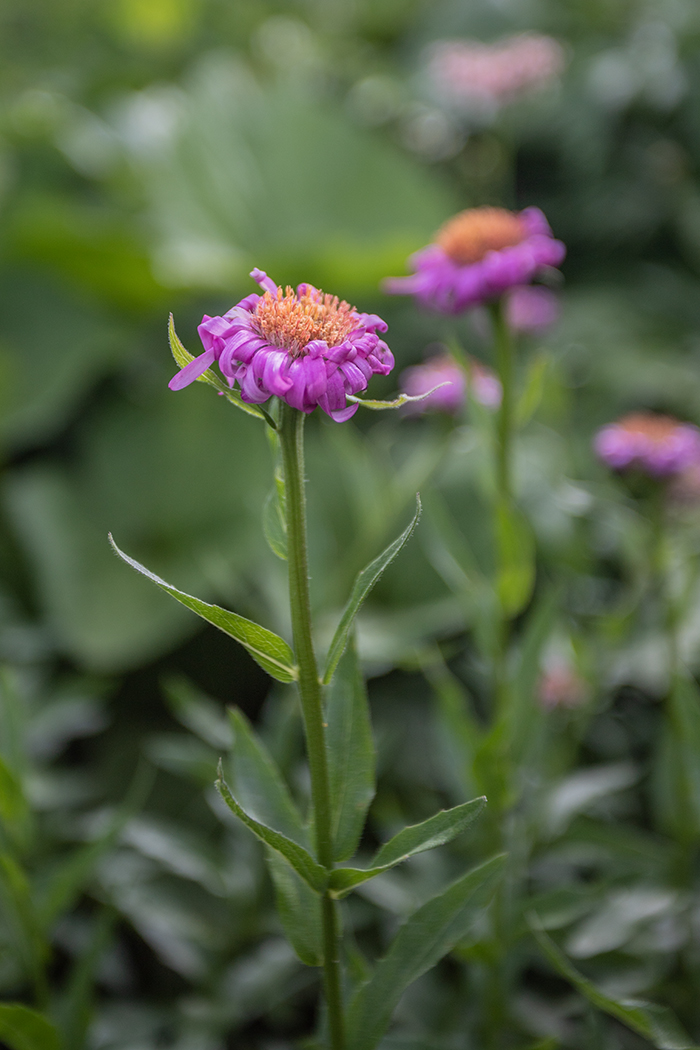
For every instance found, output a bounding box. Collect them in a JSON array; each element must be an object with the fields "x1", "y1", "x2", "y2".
[
  {"x1": 595, "y1": 413, "x2": 700, "y2": 478},
  {"x1": 428, "y1": 33, "x2": 565, "y2": 117},
  {"x1": 400, "y1": 353, "x2": 501, "y2": 415}
]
